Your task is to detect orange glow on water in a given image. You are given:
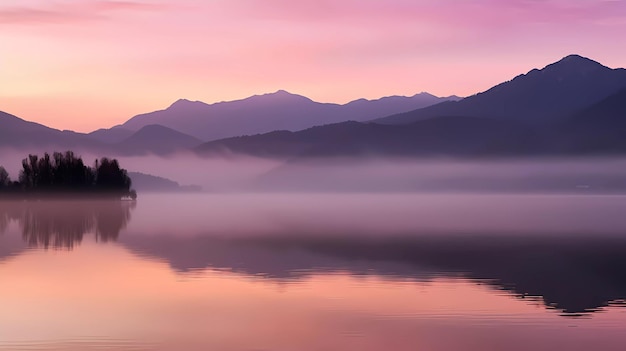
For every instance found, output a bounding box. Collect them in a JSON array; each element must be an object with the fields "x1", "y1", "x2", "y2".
[{"x1": 0, "y1": 237, "x2": 625, "y2": 351}]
